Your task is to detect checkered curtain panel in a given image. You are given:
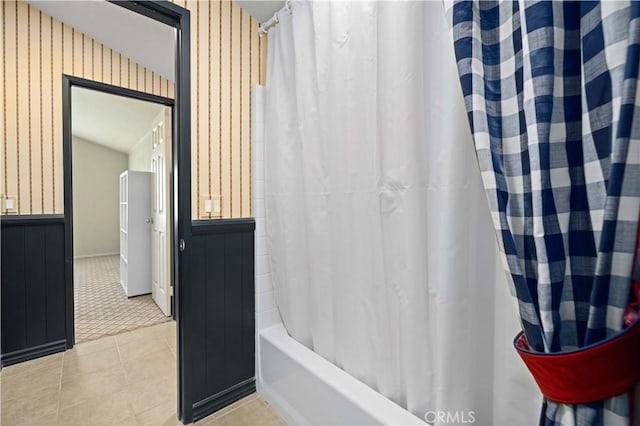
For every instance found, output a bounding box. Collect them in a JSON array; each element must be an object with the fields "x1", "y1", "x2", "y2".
[{"x1": 446, "y1": 1, "x2": 640, "y2": 425}]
